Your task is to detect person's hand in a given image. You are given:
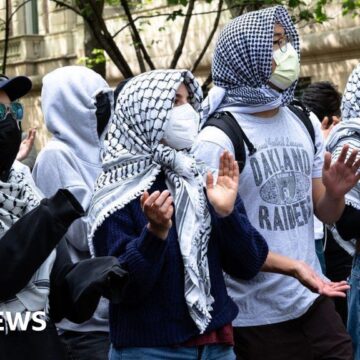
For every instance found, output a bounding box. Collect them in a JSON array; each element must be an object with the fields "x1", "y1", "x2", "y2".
[
  {"x1": 16, "y1": 128, "x2": 36, "y2": 161},
  {"x1": 323, "y1": 145, "x2": 360, "y2": 200},
  {"x1": 140, "y1": 190, "x2": 173, "y2": 240},
  {"x1": 206, "y1": 151, "x2": 239, "y2": 217},
  {"x1": 293, "y1": 260, "x2": 349, "y2": 298},
  {"x1": 321, "y1": 116, "x2": 340, "y2": 140}
]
